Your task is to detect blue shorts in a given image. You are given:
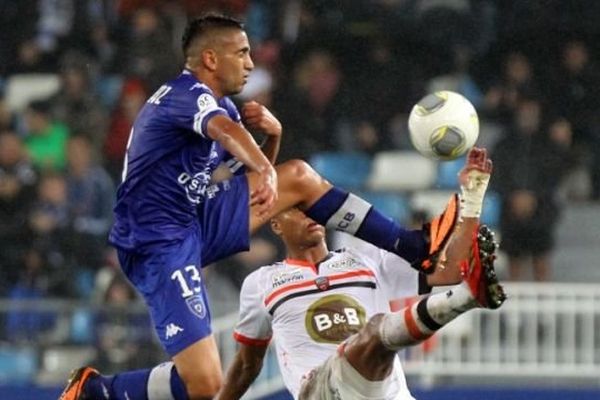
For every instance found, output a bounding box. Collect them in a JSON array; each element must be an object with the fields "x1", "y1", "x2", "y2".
[{"x1": 117, "y1": 175, "x2": 250, "y2": 356}]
